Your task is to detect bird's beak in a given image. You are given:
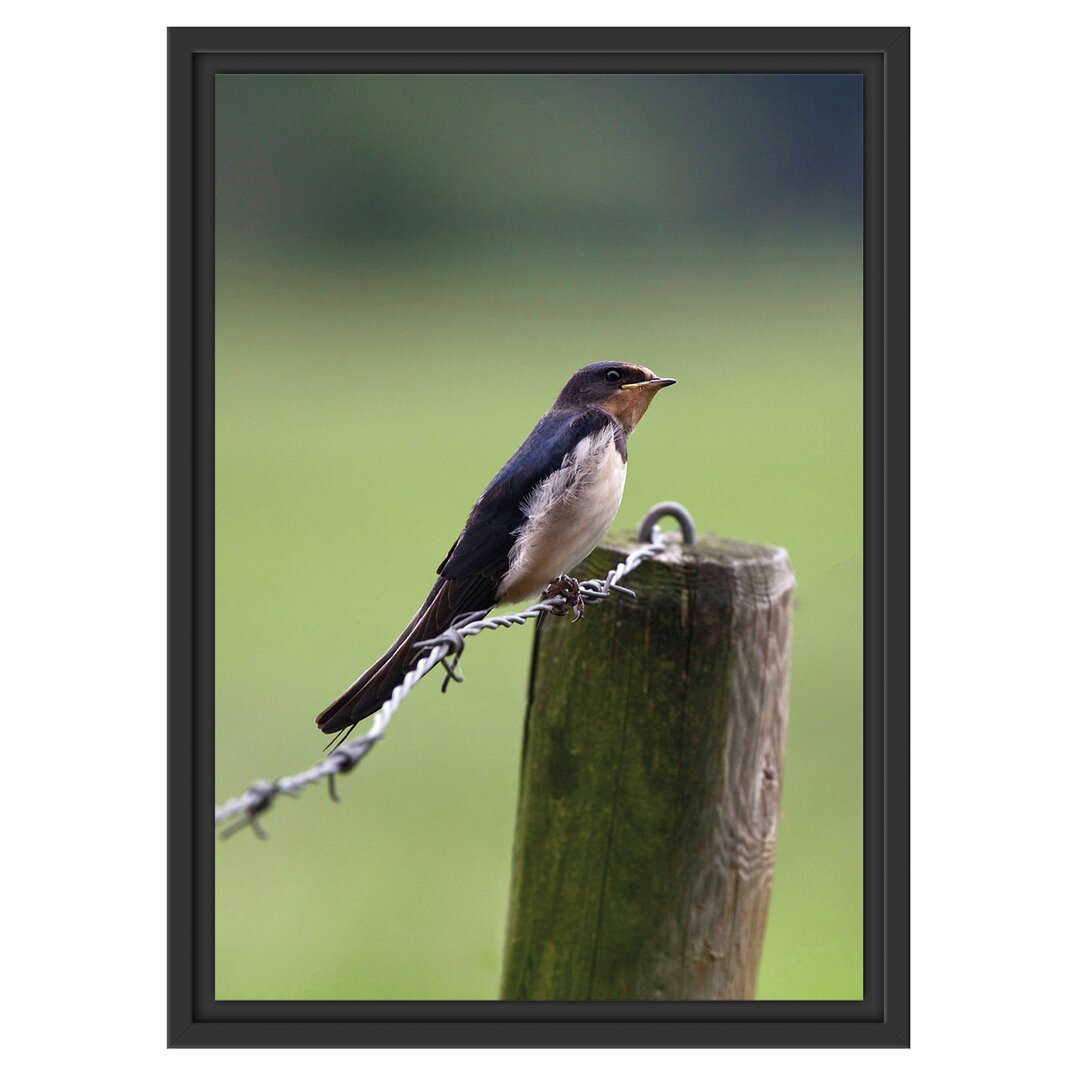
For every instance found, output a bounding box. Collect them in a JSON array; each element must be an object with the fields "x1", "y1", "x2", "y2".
[{"x1": 621, "y1": 377, "x2": 677, "y2": 389}]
